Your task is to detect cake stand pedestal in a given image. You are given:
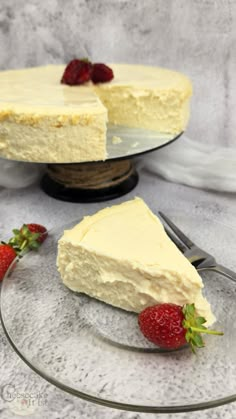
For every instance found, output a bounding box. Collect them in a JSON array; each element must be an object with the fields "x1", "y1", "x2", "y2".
[
  {"x1": 41, "y1": 159, "x2": 138, "y2": 203},
  {"x1": 40, "y1": 130, "x2": 183, "y2": 203}
]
